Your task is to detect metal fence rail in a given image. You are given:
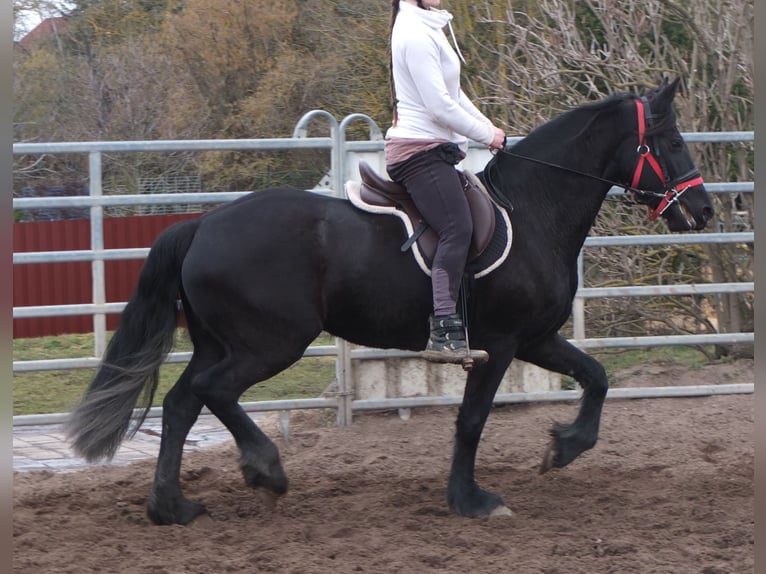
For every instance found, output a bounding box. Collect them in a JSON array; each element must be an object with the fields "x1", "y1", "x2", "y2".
[
  {"x1": 11, "y1": 382, "x2": 753, "y2": 427},
  {"x1": 12, "y1": 117, "x2": 754, "y2": 425}
]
